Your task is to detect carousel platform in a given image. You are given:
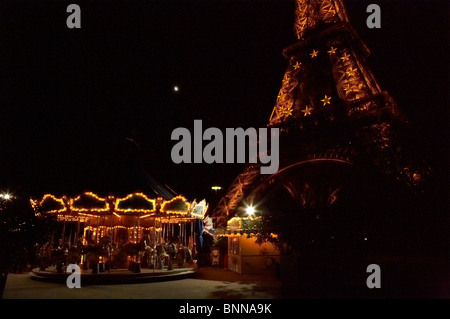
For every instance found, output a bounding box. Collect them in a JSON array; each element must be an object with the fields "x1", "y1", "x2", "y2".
[{"x1": 29, "y1": 265, "x2": 198, "y2": 285}]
